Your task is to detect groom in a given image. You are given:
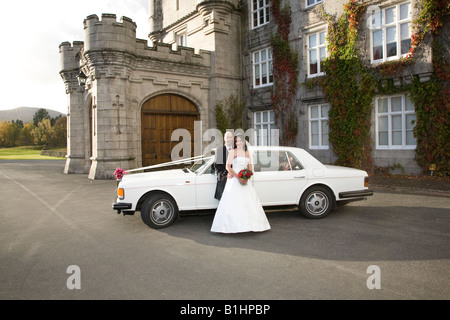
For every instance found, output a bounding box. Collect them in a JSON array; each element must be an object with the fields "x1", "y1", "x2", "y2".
[{"x1": 214, "y1": 131, "x2": 234, "y2": 200}]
